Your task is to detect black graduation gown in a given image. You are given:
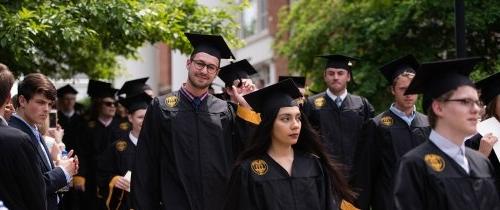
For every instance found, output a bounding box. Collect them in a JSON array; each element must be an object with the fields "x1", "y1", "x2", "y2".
[
  {"x1": 0, "y1": 124, "x2": 47, "y2": 210},
  {"x1": 350, "y1": 110, "x2": 430, "y2": 210},
  {"x1": 223, "y1": 152, "x2": 337, "y2": 210},
  {"x1": 466, "y1": 133, "x2": 500, "y2": 194},
  {"x1": 304, "y1": 92, "x2": 374, "y2": 174},
  {"x1": 79, "y1": 117, "x2": 129, "y2": 209},
  {"x1": 97, "y1": 134, "x2": 136, "y2": 210},
  {"x1": 132, "y1": 91, "x2": 246, "y2": 210},
  {"x1": 394, "y1": 140, "x2": 500, "y2": 210},
  {"x1": 57, "y1": 111, "x2": 86, "y2": 154},
  {"x1": 58, "y1": 111, "x2": 87, "y2": 210}
]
